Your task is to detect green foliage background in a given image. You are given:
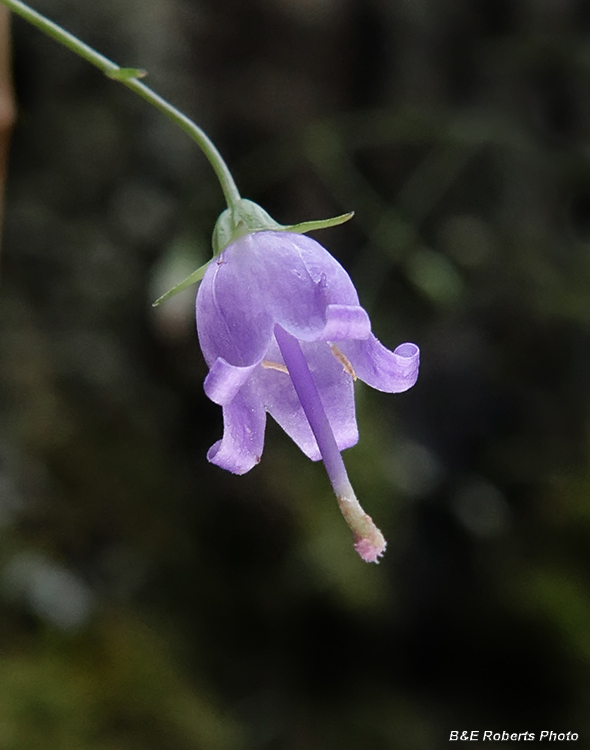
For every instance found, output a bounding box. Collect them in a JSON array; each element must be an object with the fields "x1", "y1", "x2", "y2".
[{"x1": 1, "y1": 0, "x2": 590, "y2": 747}]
